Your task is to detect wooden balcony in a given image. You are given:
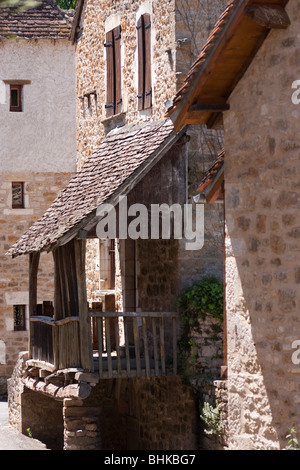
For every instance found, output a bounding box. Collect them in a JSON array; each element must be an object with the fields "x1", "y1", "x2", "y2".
[
  {"x1": 28, "y1": 311, "x2": 179, "y2": 378},
  {"x1": 30, "y1": 316, "x2": 81, "y2": 371}
]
